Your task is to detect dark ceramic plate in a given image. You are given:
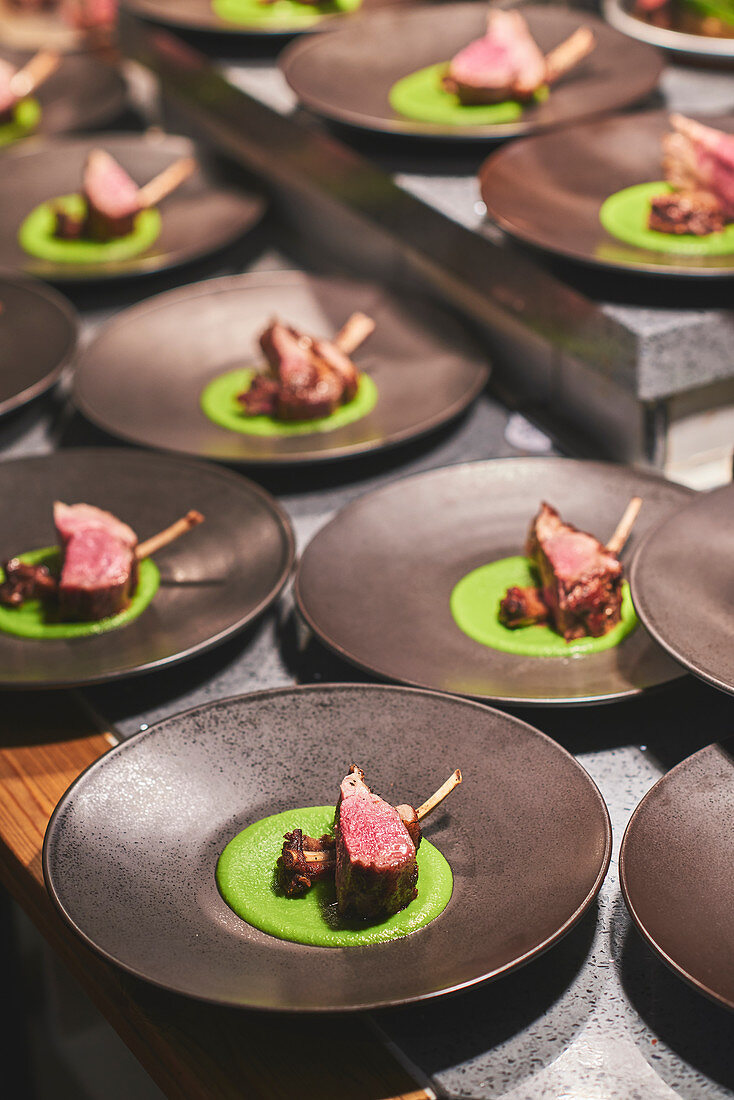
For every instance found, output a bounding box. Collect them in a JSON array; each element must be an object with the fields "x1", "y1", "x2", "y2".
[
  {"x1": 630, "y1": 481, "x2": 734, "y2": 696},
  {"x1": 280, "y1": 3, "x2": 663, "y2": 140},
  {"x1": 43, "y1": 684, "x2": 612, "y2": 1011},
  {"x1": 121, "y1": 0, "x2": 409, "y2": 36},
  {"x1": 620, "y1": 736, "x2": 734, "y2": 1009},
  {"x1": 0, "y1": 48, "x2": 127, "y2": 143},
  {"x1": 0, "y1": 132, "x2": 265, "y2": 283},
  {"x1": 295, "y1": 458, "x2": 692, "y2": 705},
  {"x1": 603, "y1": 0, "x2": 734, "y2": 59},
  {"x1": 0, "y1": 272, "x2": 77, "y2": 417},
  {"x1": 72, "y1": 270, "x2": 489, "y2": 465},
  {"x1": 480, "y1": 110, "x2": 734, "y2": 277},
  {"x1": 0, "y1": 449, "x2": 294, "y2": 688}
]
